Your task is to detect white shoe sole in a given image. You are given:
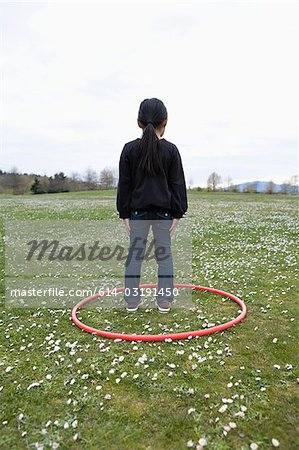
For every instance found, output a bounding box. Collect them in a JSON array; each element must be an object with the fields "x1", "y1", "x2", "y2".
[
  {"x1": 158, "y1": 308, "x2": 170, "y2": 313},
  {"x1": 126, "y1": 306, "x2": 139, "y2": 312},
  {"x1": 125, "y1": 299, "x2": 143, "y2": 312},
  {"x1": 156, "y1": 301, "x2": 171, "y2": 313}
]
